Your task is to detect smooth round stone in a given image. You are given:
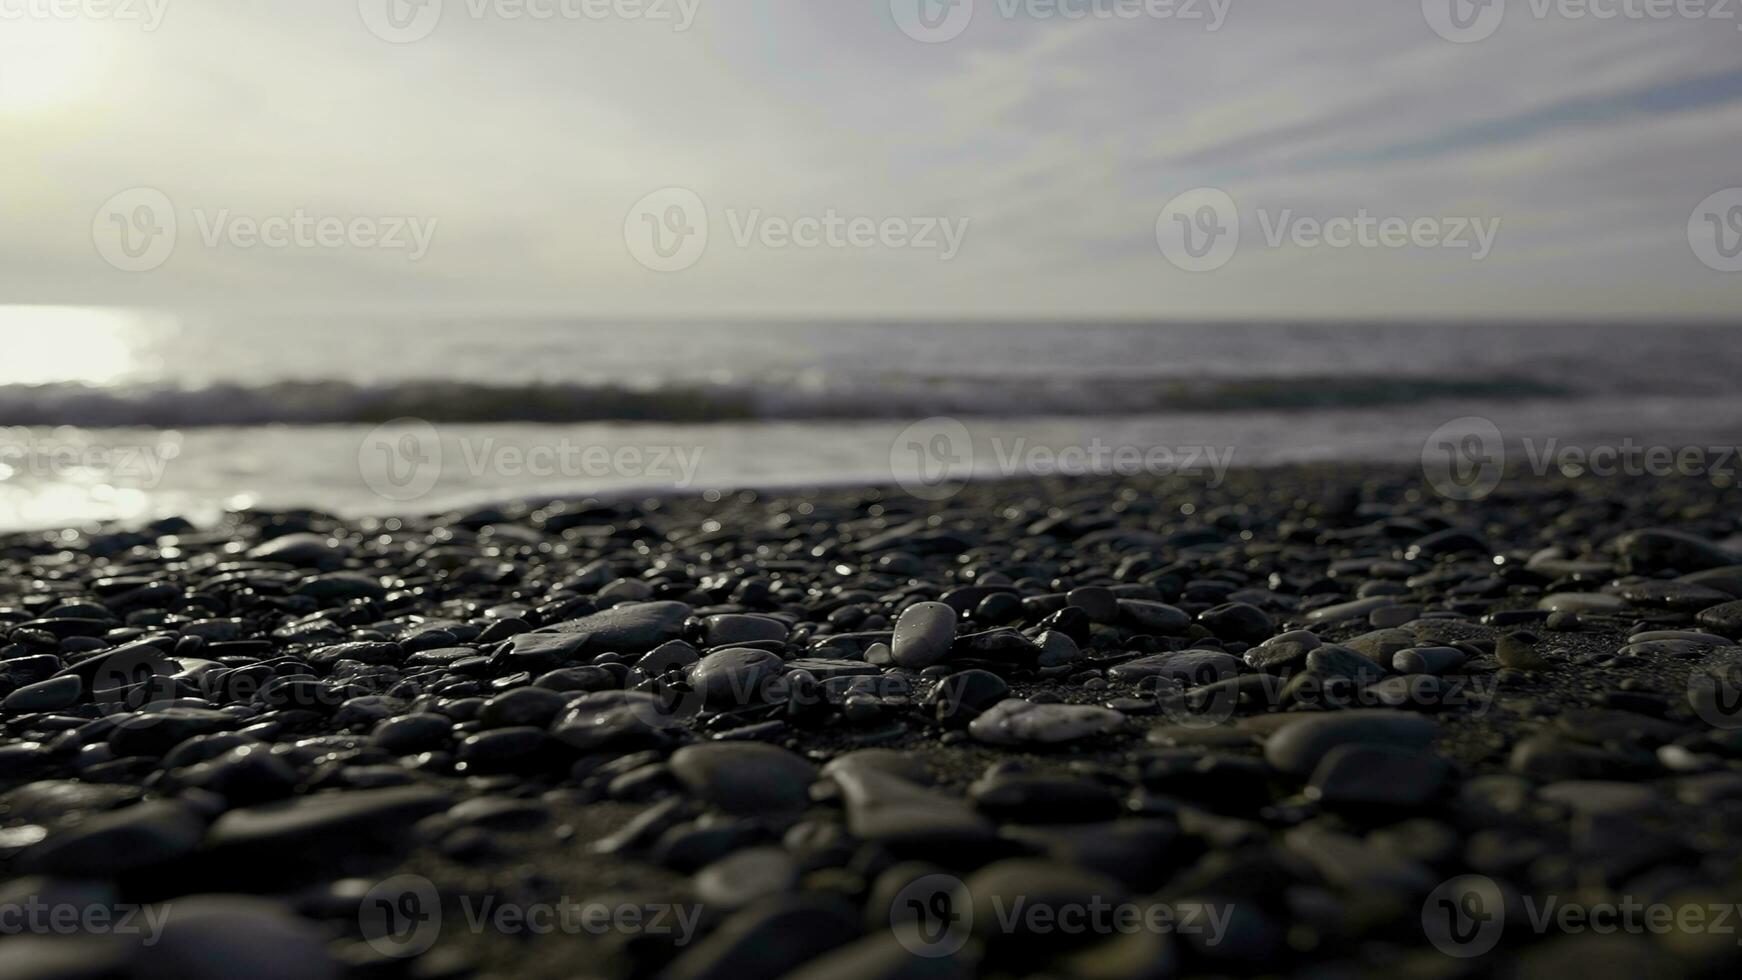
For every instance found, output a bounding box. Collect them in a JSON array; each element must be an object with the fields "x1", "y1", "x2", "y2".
[
  {"x1": 174, "y1": 746, "x2": 300, "y2": 803},
  {"x1": 1303, "y1": 646, "x2": 1386, "y2": 683},
  {"x1": 21, "y1": 800, "x2": 206, "y2": 875},
  {"x1": 891, "y1": 602, "x2": 958, "y2": 670},
  {"x1": 1264, "y1": 710, "x2": 1442, "y2": 777},
  {"x1": 1340, "y1": 629, "x2": 1417, "y2": 663},
  {"x1": 968, "y1": 699, "x2": 1125, "y2": 747},
  {"x1": 1115, "y1": 600, "x2": 1191, "y2": 635},
  {"x1": 1604, "y1": 581, "x2": 1733, "y2": 610},
  {"x1": 693, "y1": 846, "x2": 801, "y2": 911},
  {"x1": 107, "y1": 708, "x2": 236, "y2": 758},
  {"x1": 968, "y1": 772, "x2": 1122, "y2": 822},
  {"x1": 1537, "y1": 780, "x2": 1661, "y2": 815},
  {"x1": 820, "y1": 748, "x2": 933, "y2": 785},
  {"x1": 536, "y1": 600, "x2": 693, "y2": 654},
  {"x1": 478, "y1": 687, "x2": 569, "y2": 728},
  {"x1": 1694, "y1": 600, "x2": 1742, "y2": 639},
  {"x1": 131, "y1": 896, "x2": 341, "y2": 980},
  {"x1": 2, "y1": 675, "x2": 82, "y2": 713},
  {"x1": 1108, "y1": 651, "x2": 1242, "y2": 686},
  {"x1": 1244, "y1": 630, "x2": 1321, "y2": 672},
  {"x1": 550, "y1": 691, "x2": 683, "y2": 751},
  {"x1": 205, "y1": 786, "x2": 453, "y2": 858},
  {"x1": 1391, "y1": 646, "x2": 1465, "y2": 675},
  {"x1": 245, "y1": 532, "x2": 346, "y2": 567},
  {"x1": 1611, "y1": 528, "x2": 1736, "y2": 572},
  {"x1": 371, "y1": 713, "x2": 452, "y2": 753},
  {"x1": 1066, "y1": 587, "x2": 1120, "y2": 624},
  {"x1": 1036, "y1": 630, "x2": 1081, "y2": 668},
  {"x1": 704, "y1": 614, "x2": 790, "y2": 648},
  {"x1": 1368, "y1": 605, "x2": 1421, "y2": 629},
  {"x1": 926, "y1": 669, "x2": 1009, "y2": 727},
  {"x1": 534, "y1": 665, "x2": 618, "y2": 692},
  {"x1": 965, "y1": 859, "x2": 1129, "y2": 945},
  {"x1": 1197, "y1": 602, "x2": 1274, "y2": 644},
  {"x1": 1303, "y1": 597, "x2": 1396, "y2": 625},
  {"x1": 1307, "y1": 744, "x2": 1448, "y2": 806},
  {"x1": 690, "y1": 648, "x2": 786, "y2": 708},
  {"x1": 831, "y1": 767, "x2": 993, "y2": 849},
  {"x1": 669, "y1": 743, "x2": 818, "y2": 815},
  {"x1": 457, "y1": 727, "x2": 546, "y2": 770}
]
